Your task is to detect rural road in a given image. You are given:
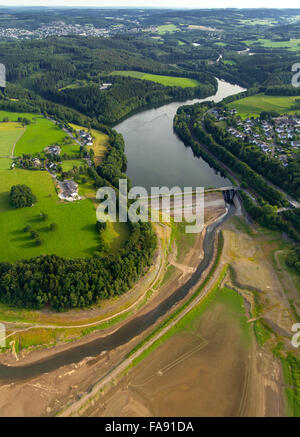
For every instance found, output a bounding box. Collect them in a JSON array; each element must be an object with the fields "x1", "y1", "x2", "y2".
[{"x1": 10, "y1": 126, "x2": 27, "y2": 158}]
